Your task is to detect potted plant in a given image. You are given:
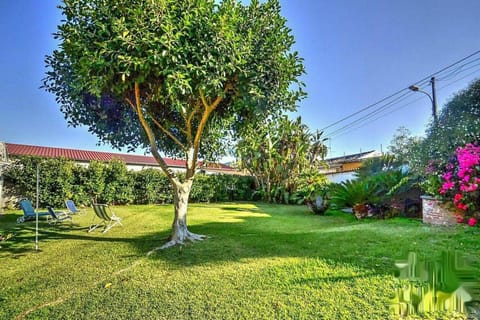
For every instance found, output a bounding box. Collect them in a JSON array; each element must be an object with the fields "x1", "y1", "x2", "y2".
[
  {"x1": 420, "y1": 160, "x2": 457, "y2": 226},
  {"x1": 292, "y1": 171, "x2": 330, "y2": 215}
]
